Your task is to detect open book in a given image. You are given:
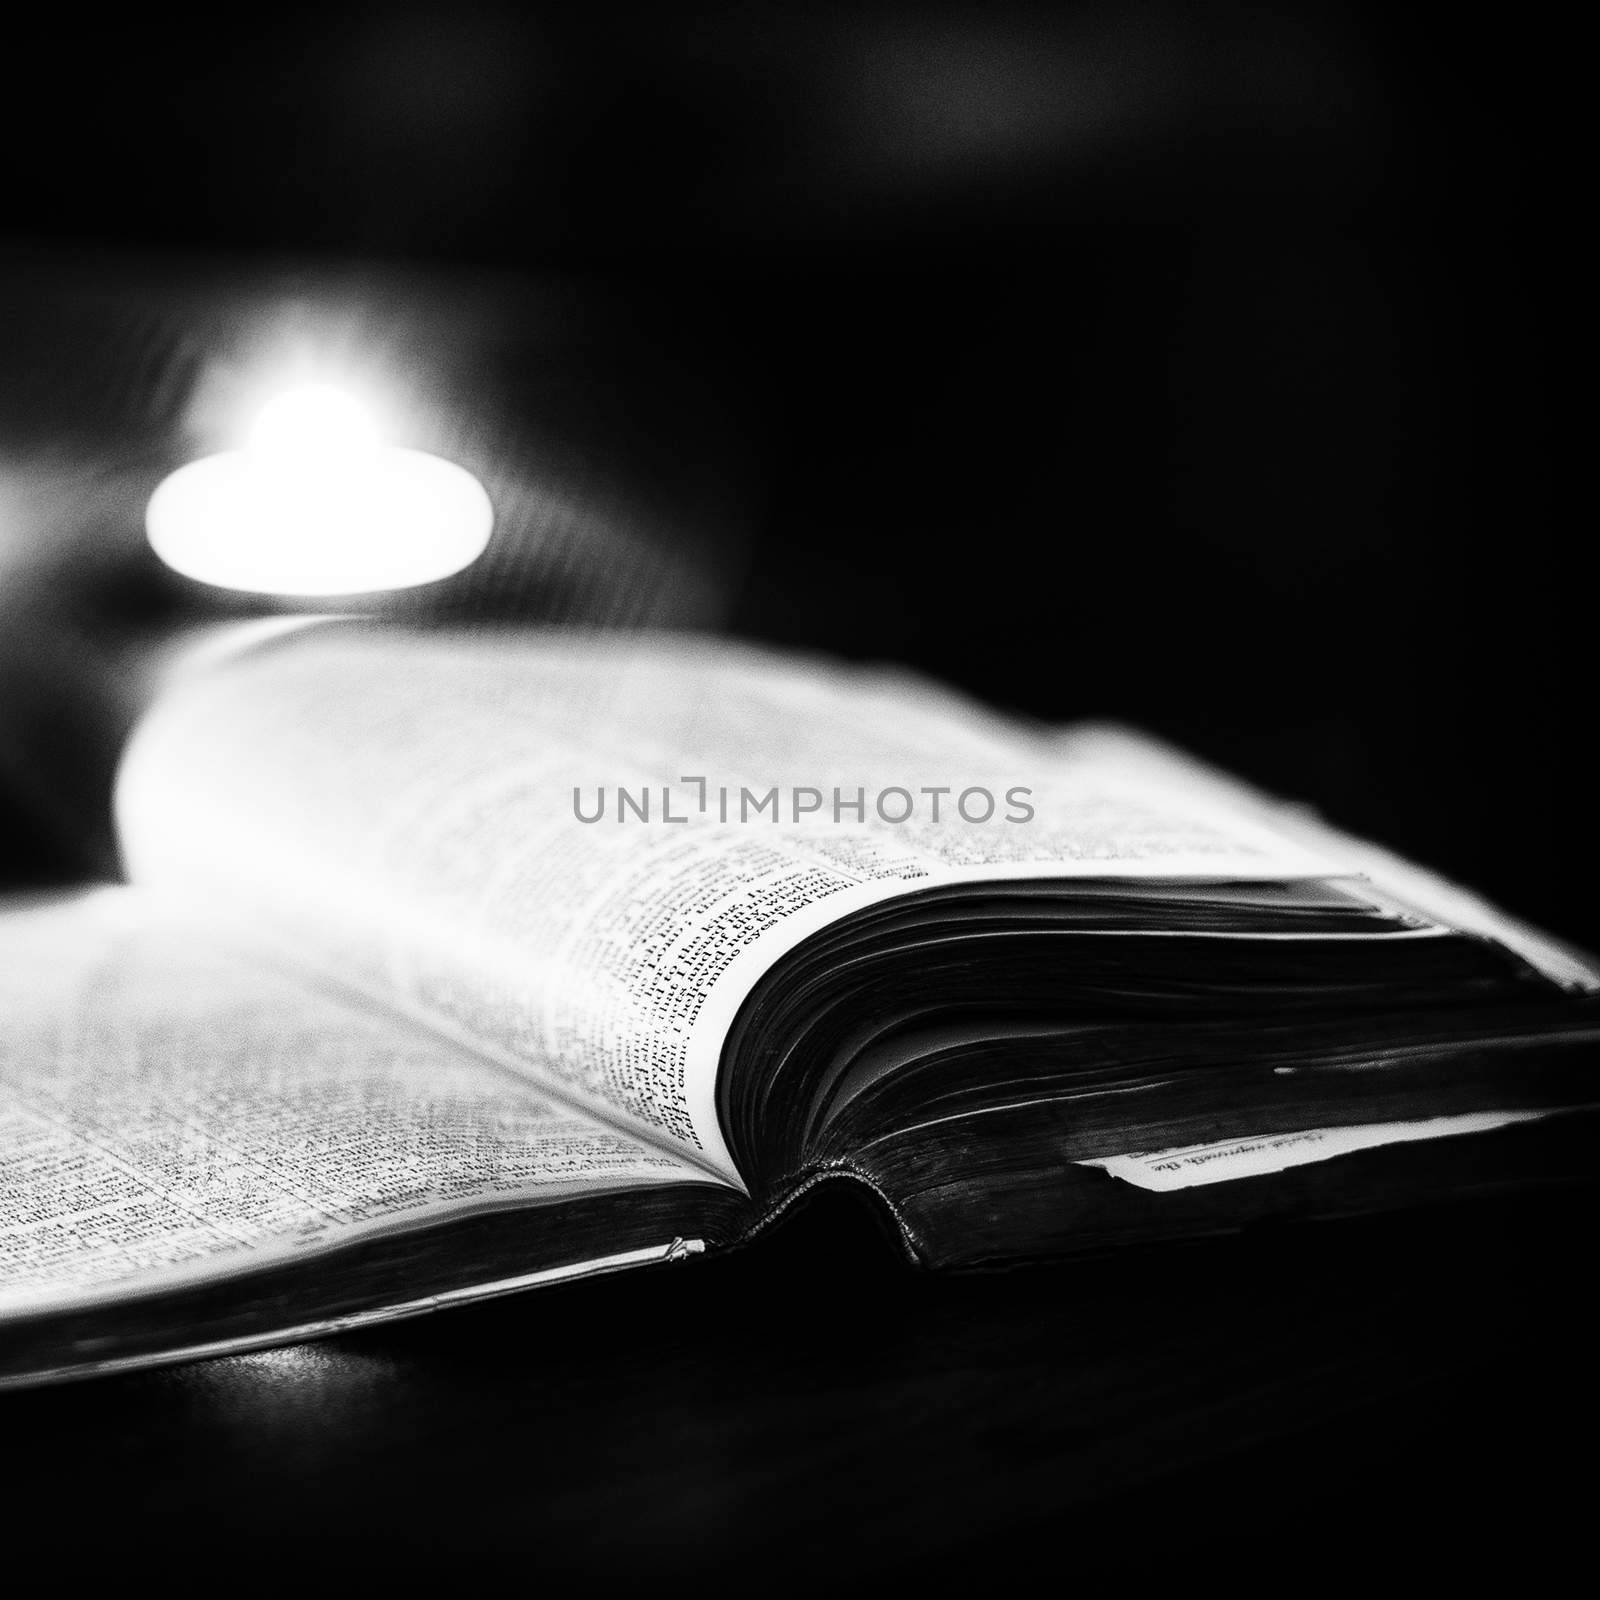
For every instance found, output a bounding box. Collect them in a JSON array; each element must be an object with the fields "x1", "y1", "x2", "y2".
[{"x1": 3, "y1": 621, "x2": 1597, "y2": 1386}]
